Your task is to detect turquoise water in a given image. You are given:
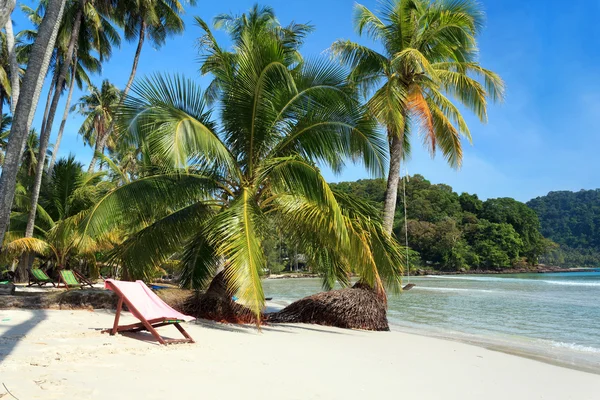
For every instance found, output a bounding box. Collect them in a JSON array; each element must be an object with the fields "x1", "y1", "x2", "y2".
[{"x1": 263, "y1": 271, "x2": 600, "y2": 370}]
